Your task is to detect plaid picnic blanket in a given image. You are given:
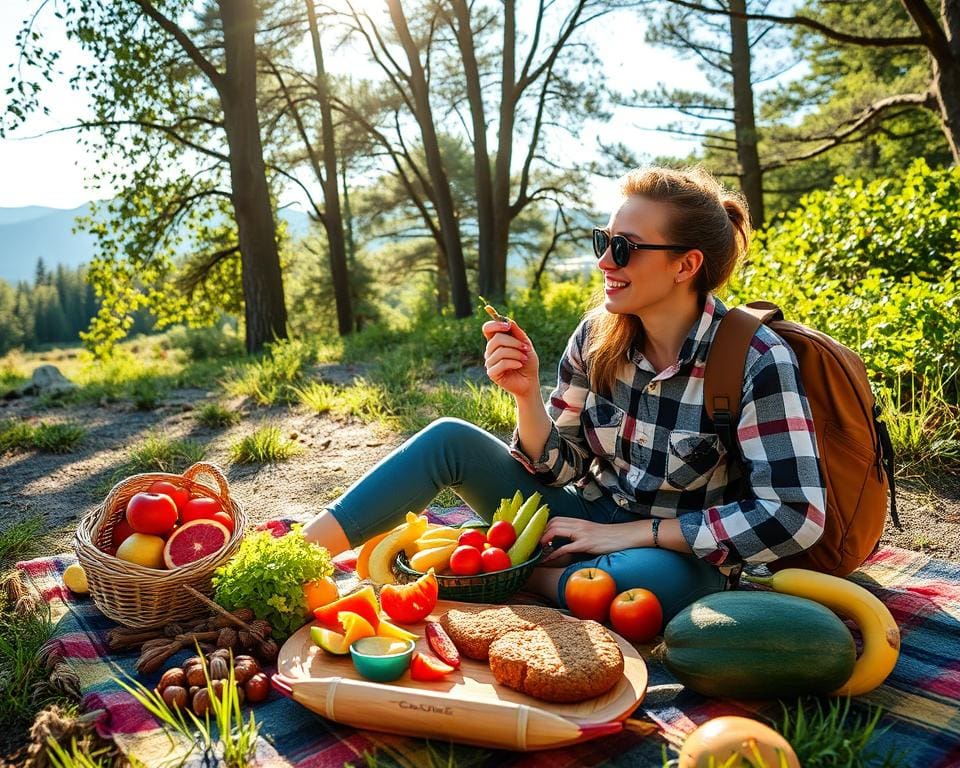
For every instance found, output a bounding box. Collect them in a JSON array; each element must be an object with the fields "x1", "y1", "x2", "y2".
[{"x1": 16, "y1": 506, "x2": 960, "y2": 767}]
